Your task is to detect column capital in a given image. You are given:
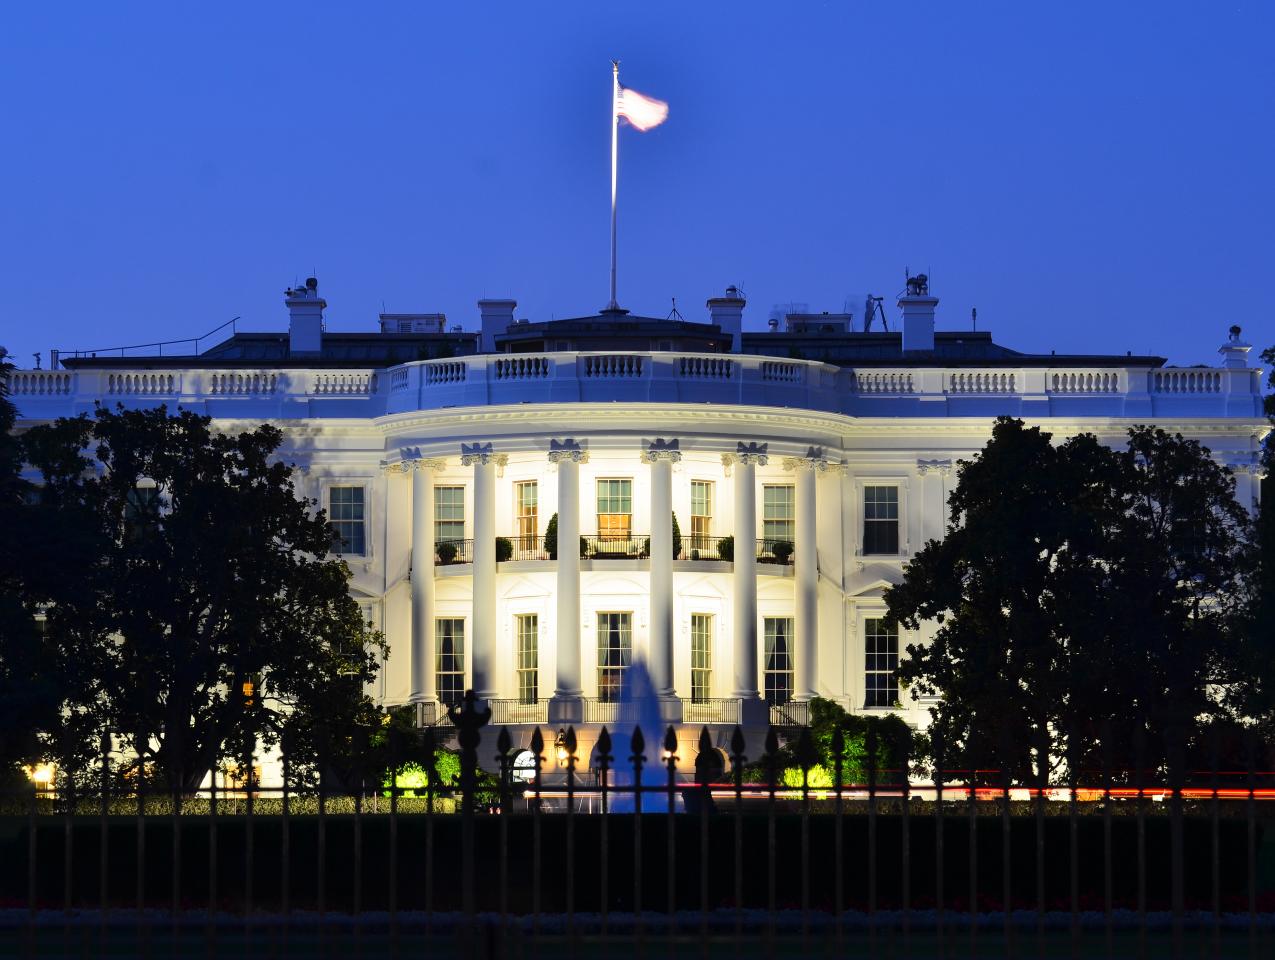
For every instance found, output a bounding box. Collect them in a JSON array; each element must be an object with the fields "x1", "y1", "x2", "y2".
[
  {"x1": 460, "y1": 442, "x2": 508, "y2": 468},
  {"x1": 722, "y1": 441, "x2": 769, "y2": 468},
  {"x1": 916, "y1": 457, "x2": 954, "y2": 477},
  {"x1": 548, "y1": 438, "x2": 590, "y2": 464},
  {"x1": 640, "y1": 437, "x2": 682, "y2": 463},
  {"x1": 382, "y1": 448, "x2": 447, "y2": 474},
  {"x1": 782, "y1": 446, "x2": 845, "y2": 474}
]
